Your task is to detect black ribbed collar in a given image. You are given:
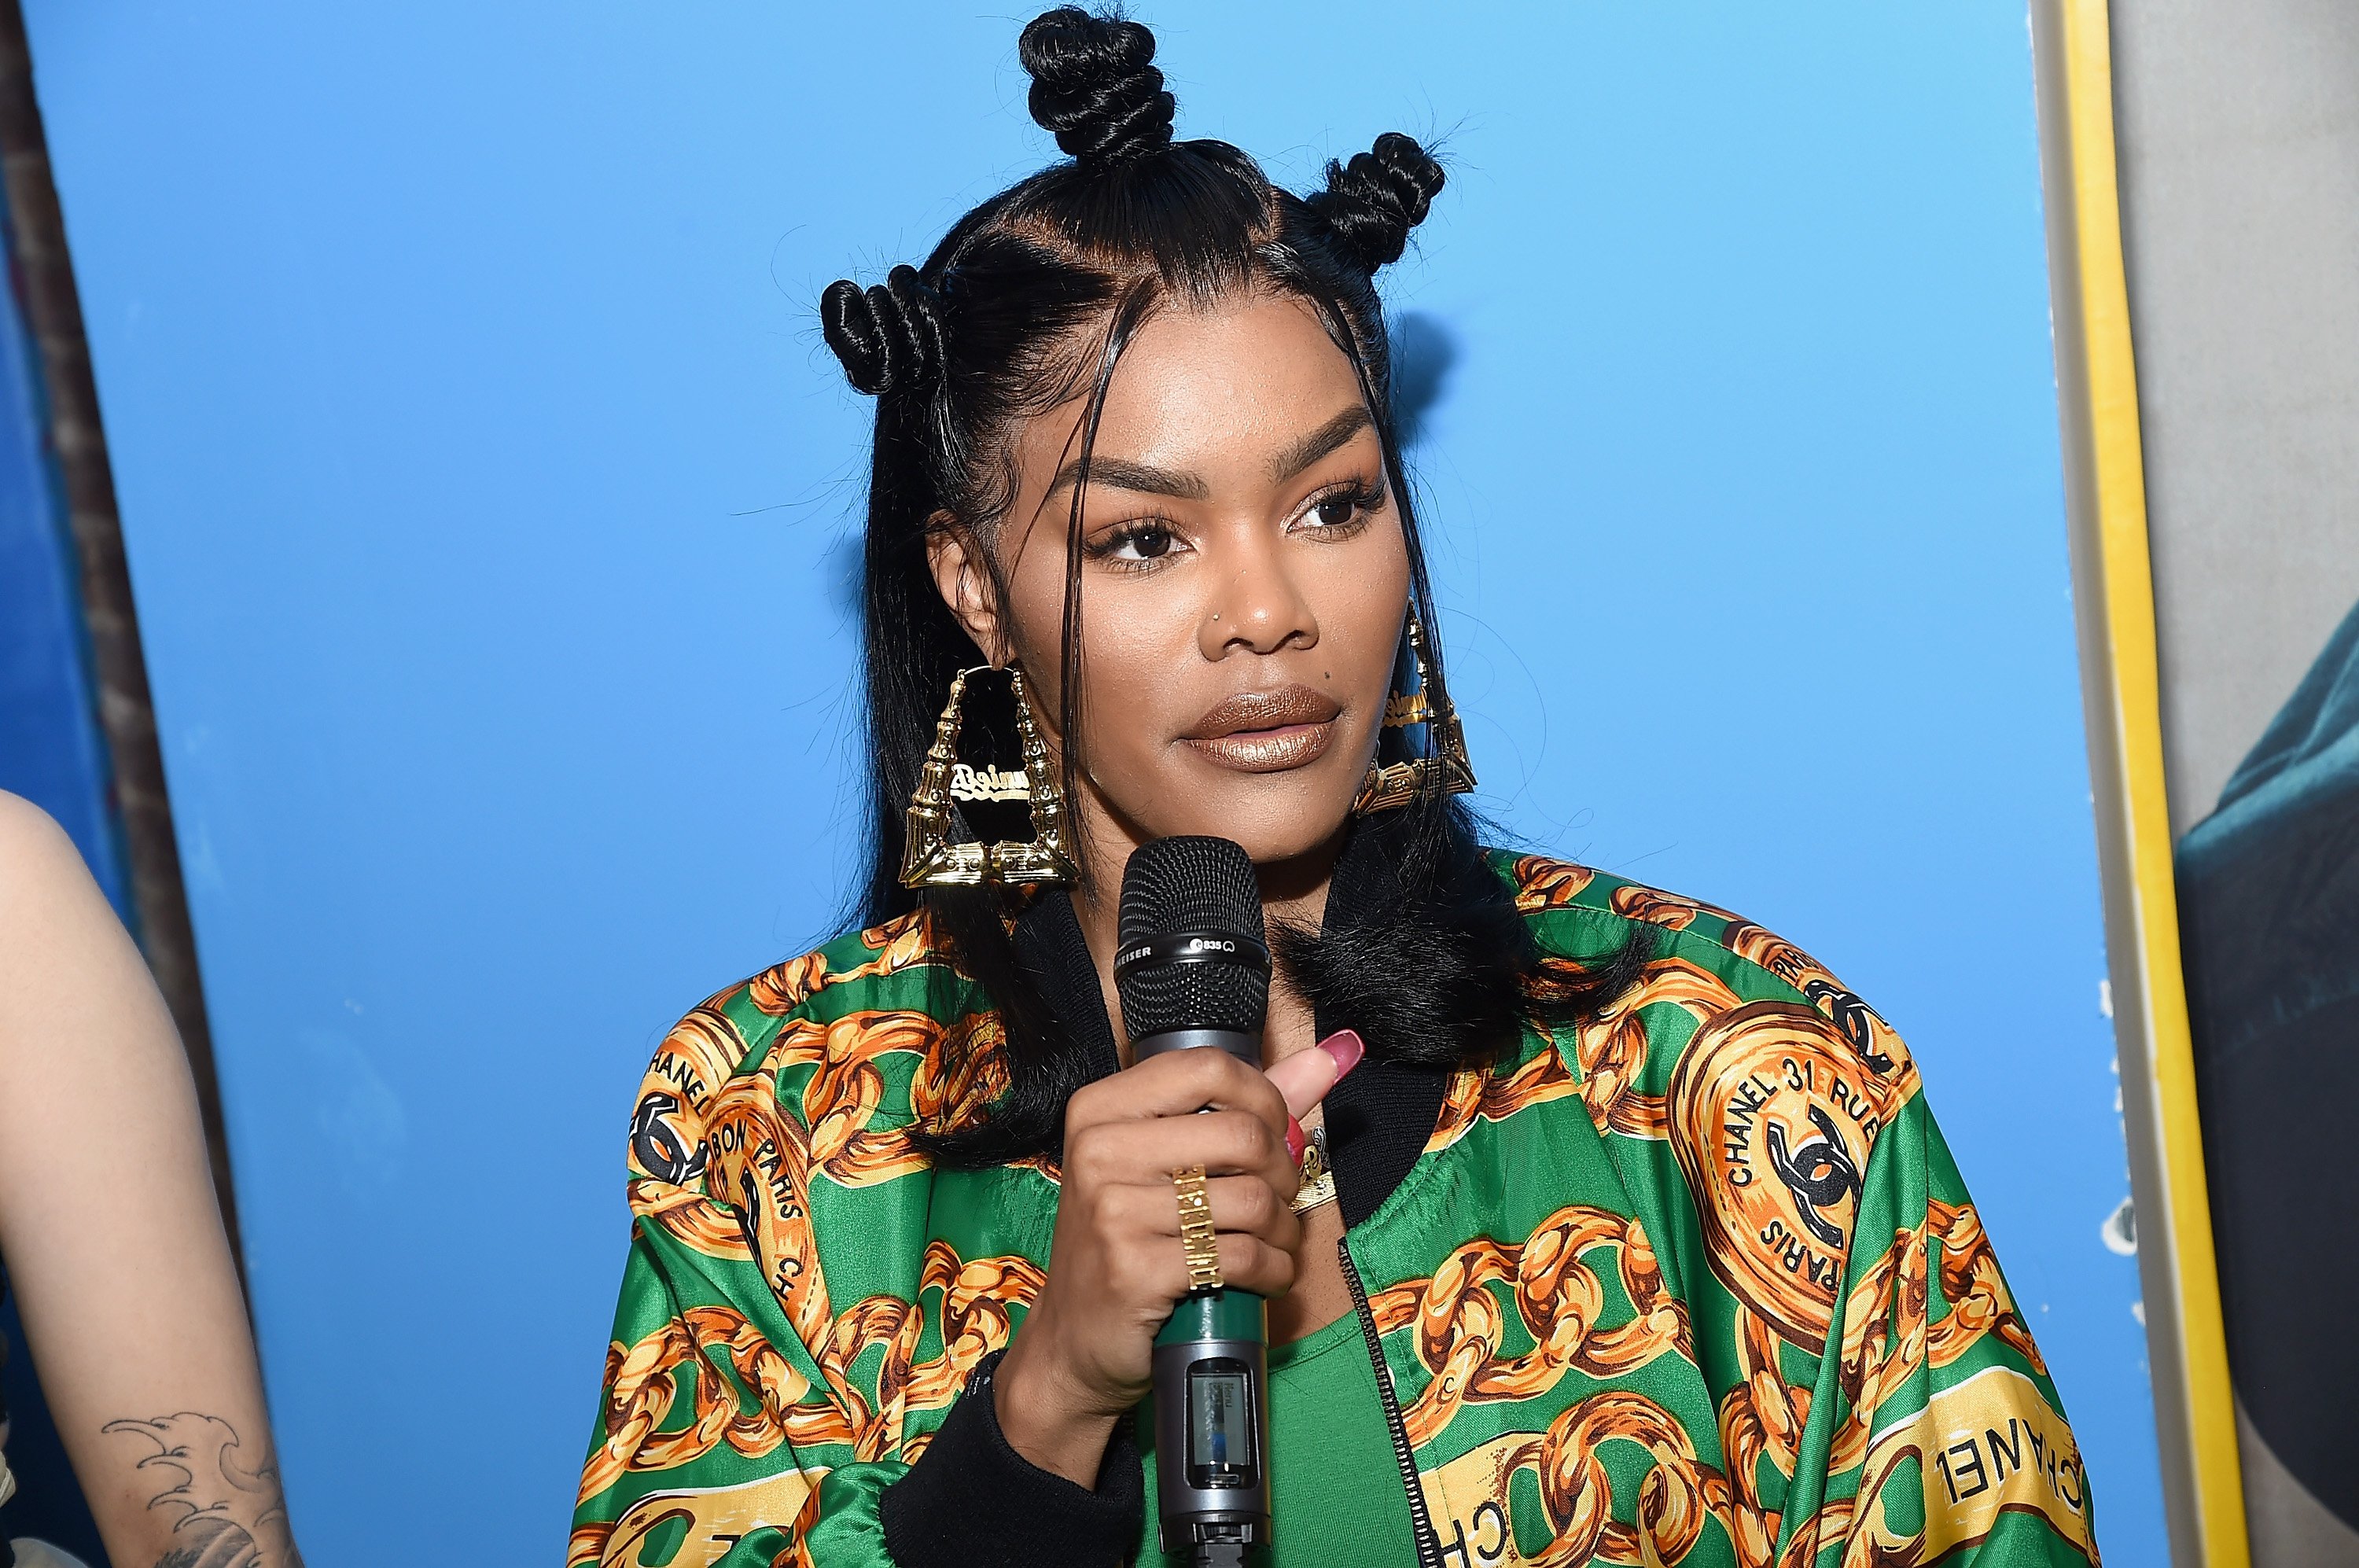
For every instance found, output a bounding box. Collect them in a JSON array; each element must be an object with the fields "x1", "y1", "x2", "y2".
[{"x1": 1010, "y1": 818, "x2": 1447, "y2": 1228}]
